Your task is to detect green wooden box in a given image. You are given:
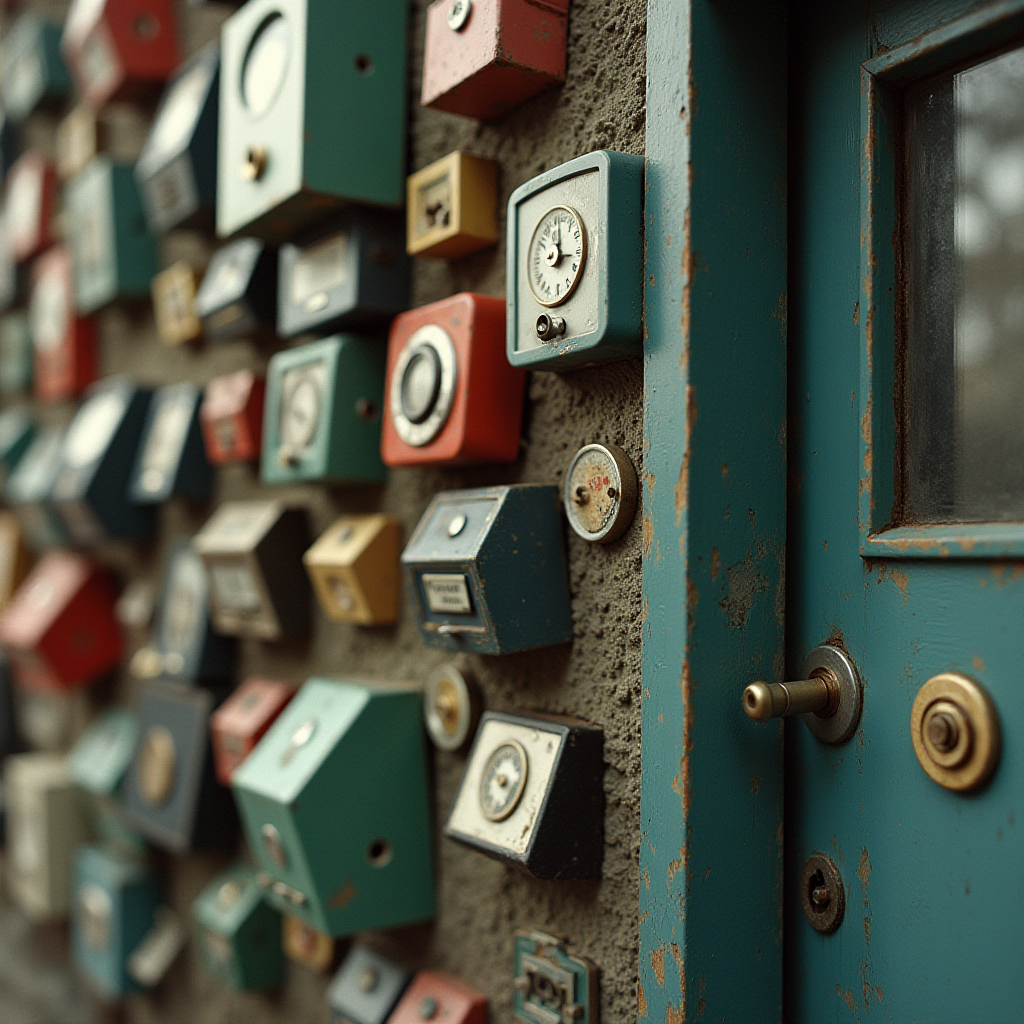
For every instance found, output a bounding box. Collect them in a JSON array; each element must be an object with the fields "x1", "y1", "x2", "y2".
[
  {"x1": 217, "y1": 0, "x2": 408, "y2": 239},
  {"x1": 231, "y1": 678, "x2": 434, "y2": 937}
]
